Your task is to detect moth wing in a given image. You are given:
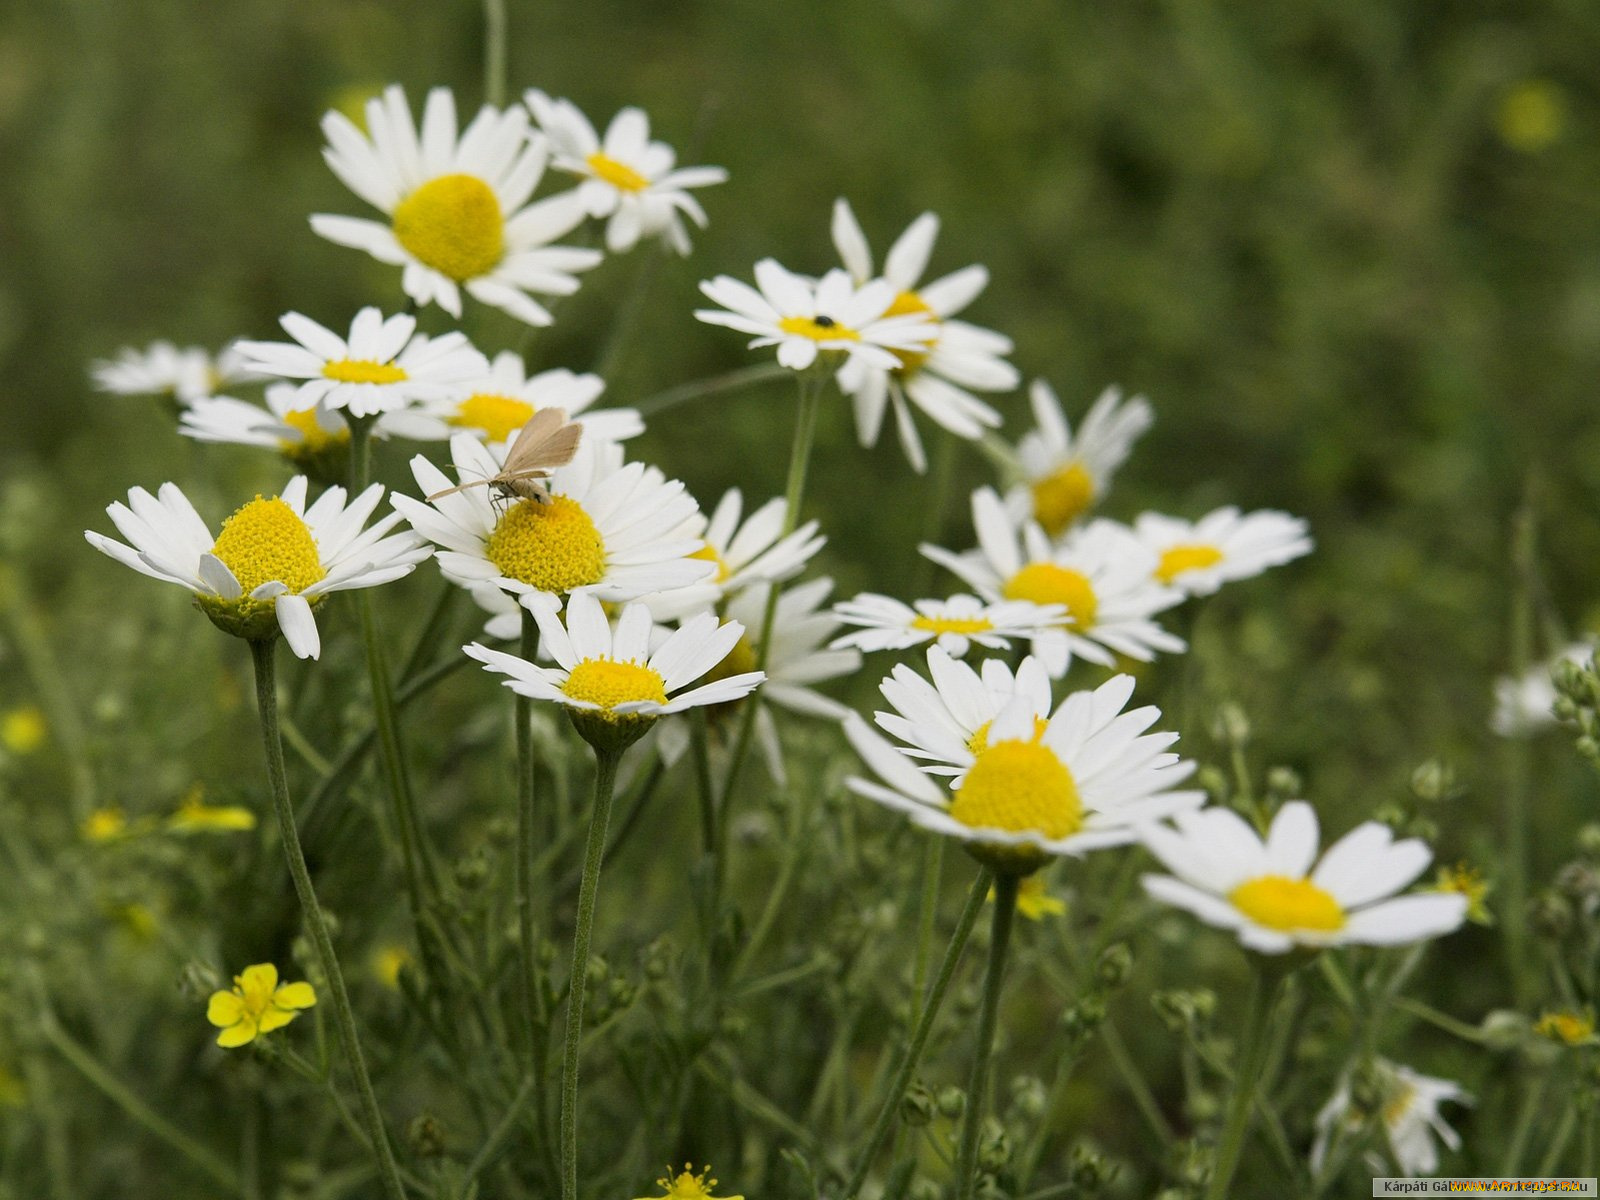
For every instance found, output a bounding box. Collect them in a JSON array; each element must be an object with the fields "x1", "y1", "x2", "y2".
[
  {"x1": 523, "y1": 422, "x2": 583, "y2": 472},
  {"x1": 502, "y1": 407, "x2": 572, "y2": 474}
]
